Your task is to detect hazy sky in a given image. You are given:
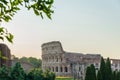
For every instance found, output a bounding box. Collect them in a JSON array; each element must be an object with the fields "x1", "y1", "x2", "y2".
[{"x1": 1, "y1": 0, "x2": 120, "y2": 59}]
